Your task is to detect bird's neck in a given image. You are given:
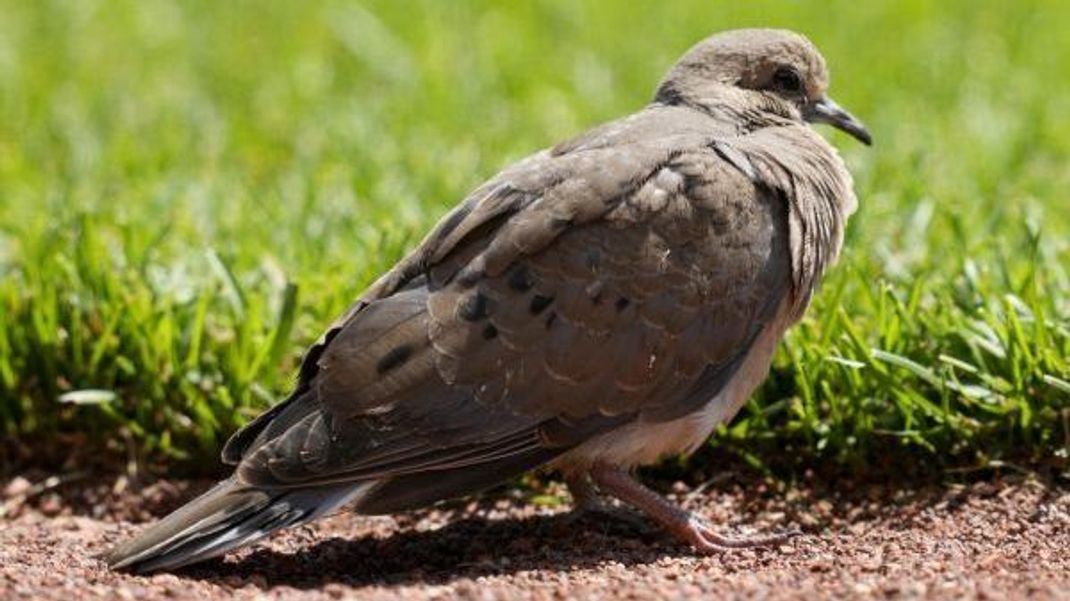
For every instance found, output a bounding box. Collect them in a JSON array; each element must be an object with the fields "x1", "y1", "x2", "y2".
[{"x1": 654, "y1": 81, "x2": 799, "y2": 132}]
